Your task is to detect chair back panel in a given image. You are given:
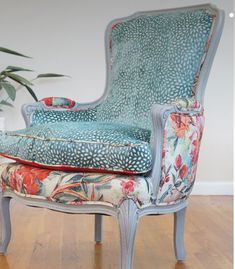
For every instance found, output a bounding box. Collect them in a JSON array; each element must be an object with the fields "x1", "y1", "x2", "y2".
[{"x1": 97, "y1": 7, "x2": 216, "y2": 129}]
